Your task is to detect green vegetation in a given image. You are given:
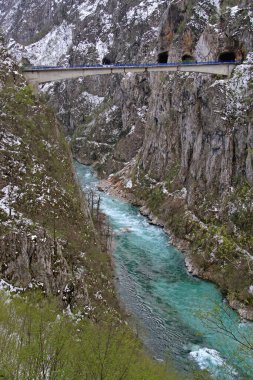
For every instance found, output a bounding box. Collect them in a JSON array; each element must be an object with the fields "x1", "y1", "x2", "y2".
[
  {"x1": 208, "y1": 12, "x2": 219, "y2": 25},
  {"x1": 164, "y1": 163, "x2": 180, "y2": 193},
  {"x1": 0, "y1": 83, "x2": 93, "y2": 247},
  {"x1": 0, "y1": 59, "x2": 116, "y2": 315},
  {"x1": 130, "y1": 167, "x2": 166, "y2": 213},
  {"x1": 228, "y1": 182, "x2": 253, "y2": 239},
  {"x1": 0, "y1": 292, "x2": 179, "y2": 380},
  {"x1": 147, "y1": 187, "x2": 165, "y2": 212},
  {"x1": 133, "y1": 180, "x2": 164, "y2": 213},
  {"x1": 188, "y1": 215, "x2": 253, "y2": 305},
  {"x1": 131, "y1": 163, "x2": 188, "y2": 237}
]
